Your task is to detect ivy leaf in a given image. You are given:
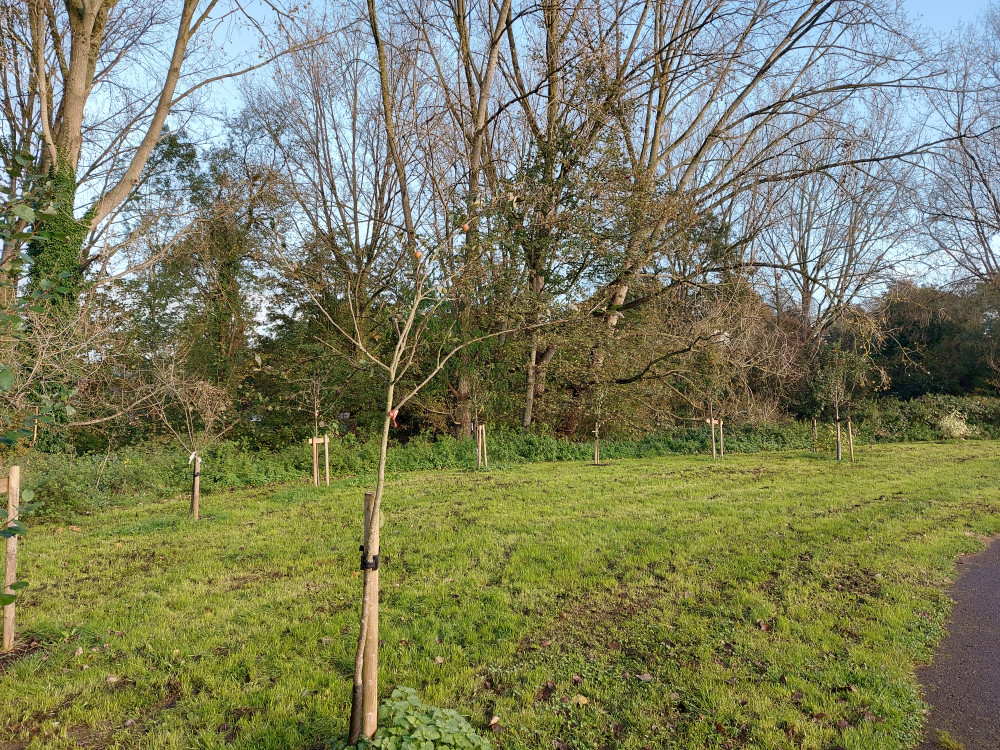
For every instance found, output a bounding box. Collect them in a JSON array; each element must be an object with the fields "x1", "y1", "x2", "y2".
[
  {"x1": 0, "y1": 368, "x2": 13, "y2": 390},
  {"x1": 11, "y1": 203, "x2": 35, "y2": 222},
  {"x1": 0, "y1": 594, "x2": 15, "y2": 606}
]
